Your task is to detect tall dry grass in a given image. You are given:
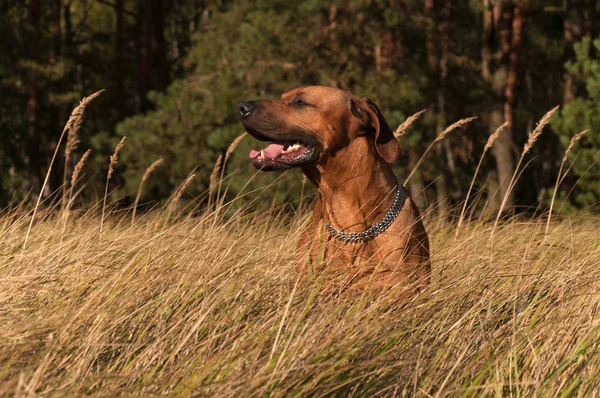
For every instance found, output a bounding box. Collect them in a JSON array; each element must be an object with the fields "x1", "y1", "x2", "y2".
[
  {"x1": 100, "y1": 136, "x2": 126, "y2": 236},
  {"x1": 545, "y1": 129, "x2": 589, "y2": 236},
  {"x1": 2, "y1": 199, "x2": 600, "y2": 396},
  {"x1": 404, "y1": 116, "x2": 477, "y2": 185},
  {"x1": 394, "y1": 109, "x2": 427, "y2": 139},
  {"x1": 132, "y1": 158, "x2": 164, "y2": 226},
  {"x1": 24, "y1": 90, "x2": 104, "y2": 249},
  {"x1": 492, "y1": 106, "x2": 559, "y2": 231},
  {"x1": 4, "y1": 98, "x2": 599, "y2": 396},
  {"x1": 455, "y1": 122, "x2": 507, "y2": 236}
]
